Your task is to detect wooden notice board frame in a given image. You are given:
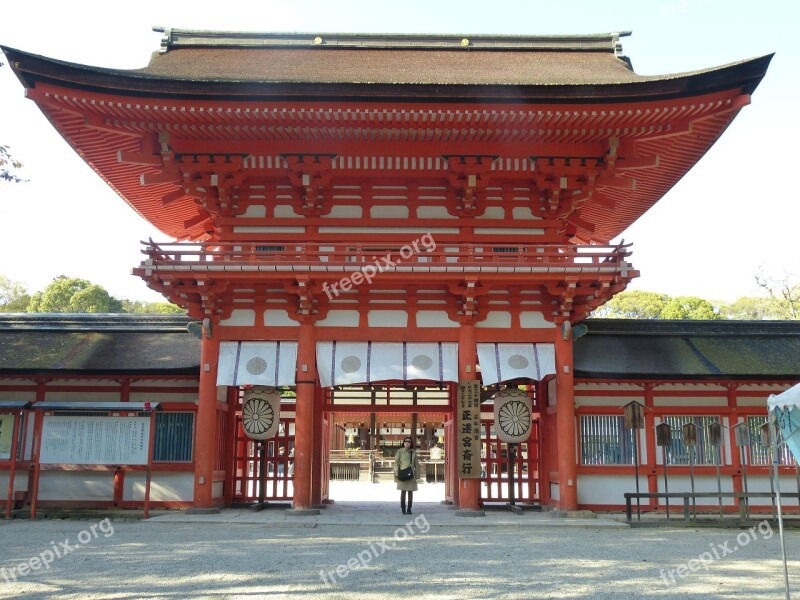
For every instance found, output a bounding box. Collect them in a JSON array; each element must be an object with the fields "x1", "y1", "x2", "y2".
[
  {"x1": 29, "y1": 402, "x2": 161, "y2": 519},
  {"x1": 457, "y1": 380, "x2": 482, "y2": 478},
  {"x1": 1, "y1": 401, "x2": 30, "y2": 520}
]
